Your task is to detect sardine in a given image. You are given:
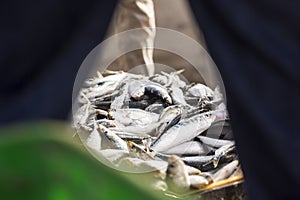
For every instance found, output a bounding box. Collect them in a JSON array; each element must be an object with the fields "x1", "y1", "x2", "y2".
[
  {"x1": 151, "y1": 114, "x2": 215, "y2": 152},
  {"x1": 230, "y1": 165, "x2": 243, "y2": 178},
  {"x1": 110, "y1": 82, "x2": 130, "y2": 110},
  {"x1": 158, "y1": 105, "x2": 182, "y2": 122},
  {"x1": 98, "y1": 124, "x2": 128, "y2": 151},
  {"x1": 145, "y1": 84, "x2": 172, "y2": 104},
  {"x1": 162, "y1": 141, "x2": 209, "y2": 156},
  {"x1": 189, "y1": 175, "x2": 209, "y2": 189},
  {"x1": 212, "y1": 160, "x2": 239, "y2": 182},
  {"x1": 108, "y1": 109, "x2": 159, "y2": 126},
  {"x1": 85, "y1": 80, "x2": 121, "y2": 99},
  {"x1": 155, "y1": 105, "x2": 183, "y2": 136},
  {"x1": 114, "y1": 131, "x2": 154, "y2": 141},
  {"x1": 185, "y1": 165, "x2": 202, "y2": 175},
  {"x1": 156, "y1": 114, "x2": 181, "y2": 138},
  {"x1": 145, "y1": 103, "x2": 165, "y2": 114},
  {"x1": 149, "y1": 73, "x2": 168, "y2": 86},
  {"x1": 186, "y1": 83, "x2": 214, "y2": 100},
  {"x1": 128, "y1": 80, "x2": 146, "y2": 99},
  {"x1": 129, "y1": 100, "x2": 153, "y2": 110},
  {"x1": 130, "y1": 80, "x2": 172, "y2": 104},
  {"x1": 161, "y1": 70, "x2": 186, "y2": 88},
  {"x1": 166, "y1": 155, "x2": 190, "y2": 193},
  {"x1": 181, "y1": 155, "x2": 214, "y2": 168},
  {"x1": 126, "y1": 141, "x2": 154, "y2": 160},
  {"x1": 212, "y1": 143, "x2": 235, "y2": 168},
  {"x1": 74, "y1": 70, "x2": 240, "y2": 192},
  {"x1": 85, "y1": 71, "x2": 126, "y2": 86},
  {"x1": 170, "y1": 84, "x2": 188, "y2": 106},
  {"x1": 87, "y1": 119, "x2": 117, "y2": 128},
  {"x1": 197, "y1": 136, "x2": 234, "y2": 148}
]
